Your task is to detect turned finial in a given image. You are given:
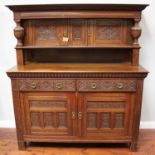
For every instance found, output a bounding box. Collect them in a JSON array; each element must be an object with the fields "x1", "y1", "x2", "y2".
[
  {"x1": 131, "y1": 19, "x2": 141, "y2": 45},
  {"x1": 14, "y1": 20, "x2": 24, "y2": 47}
]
